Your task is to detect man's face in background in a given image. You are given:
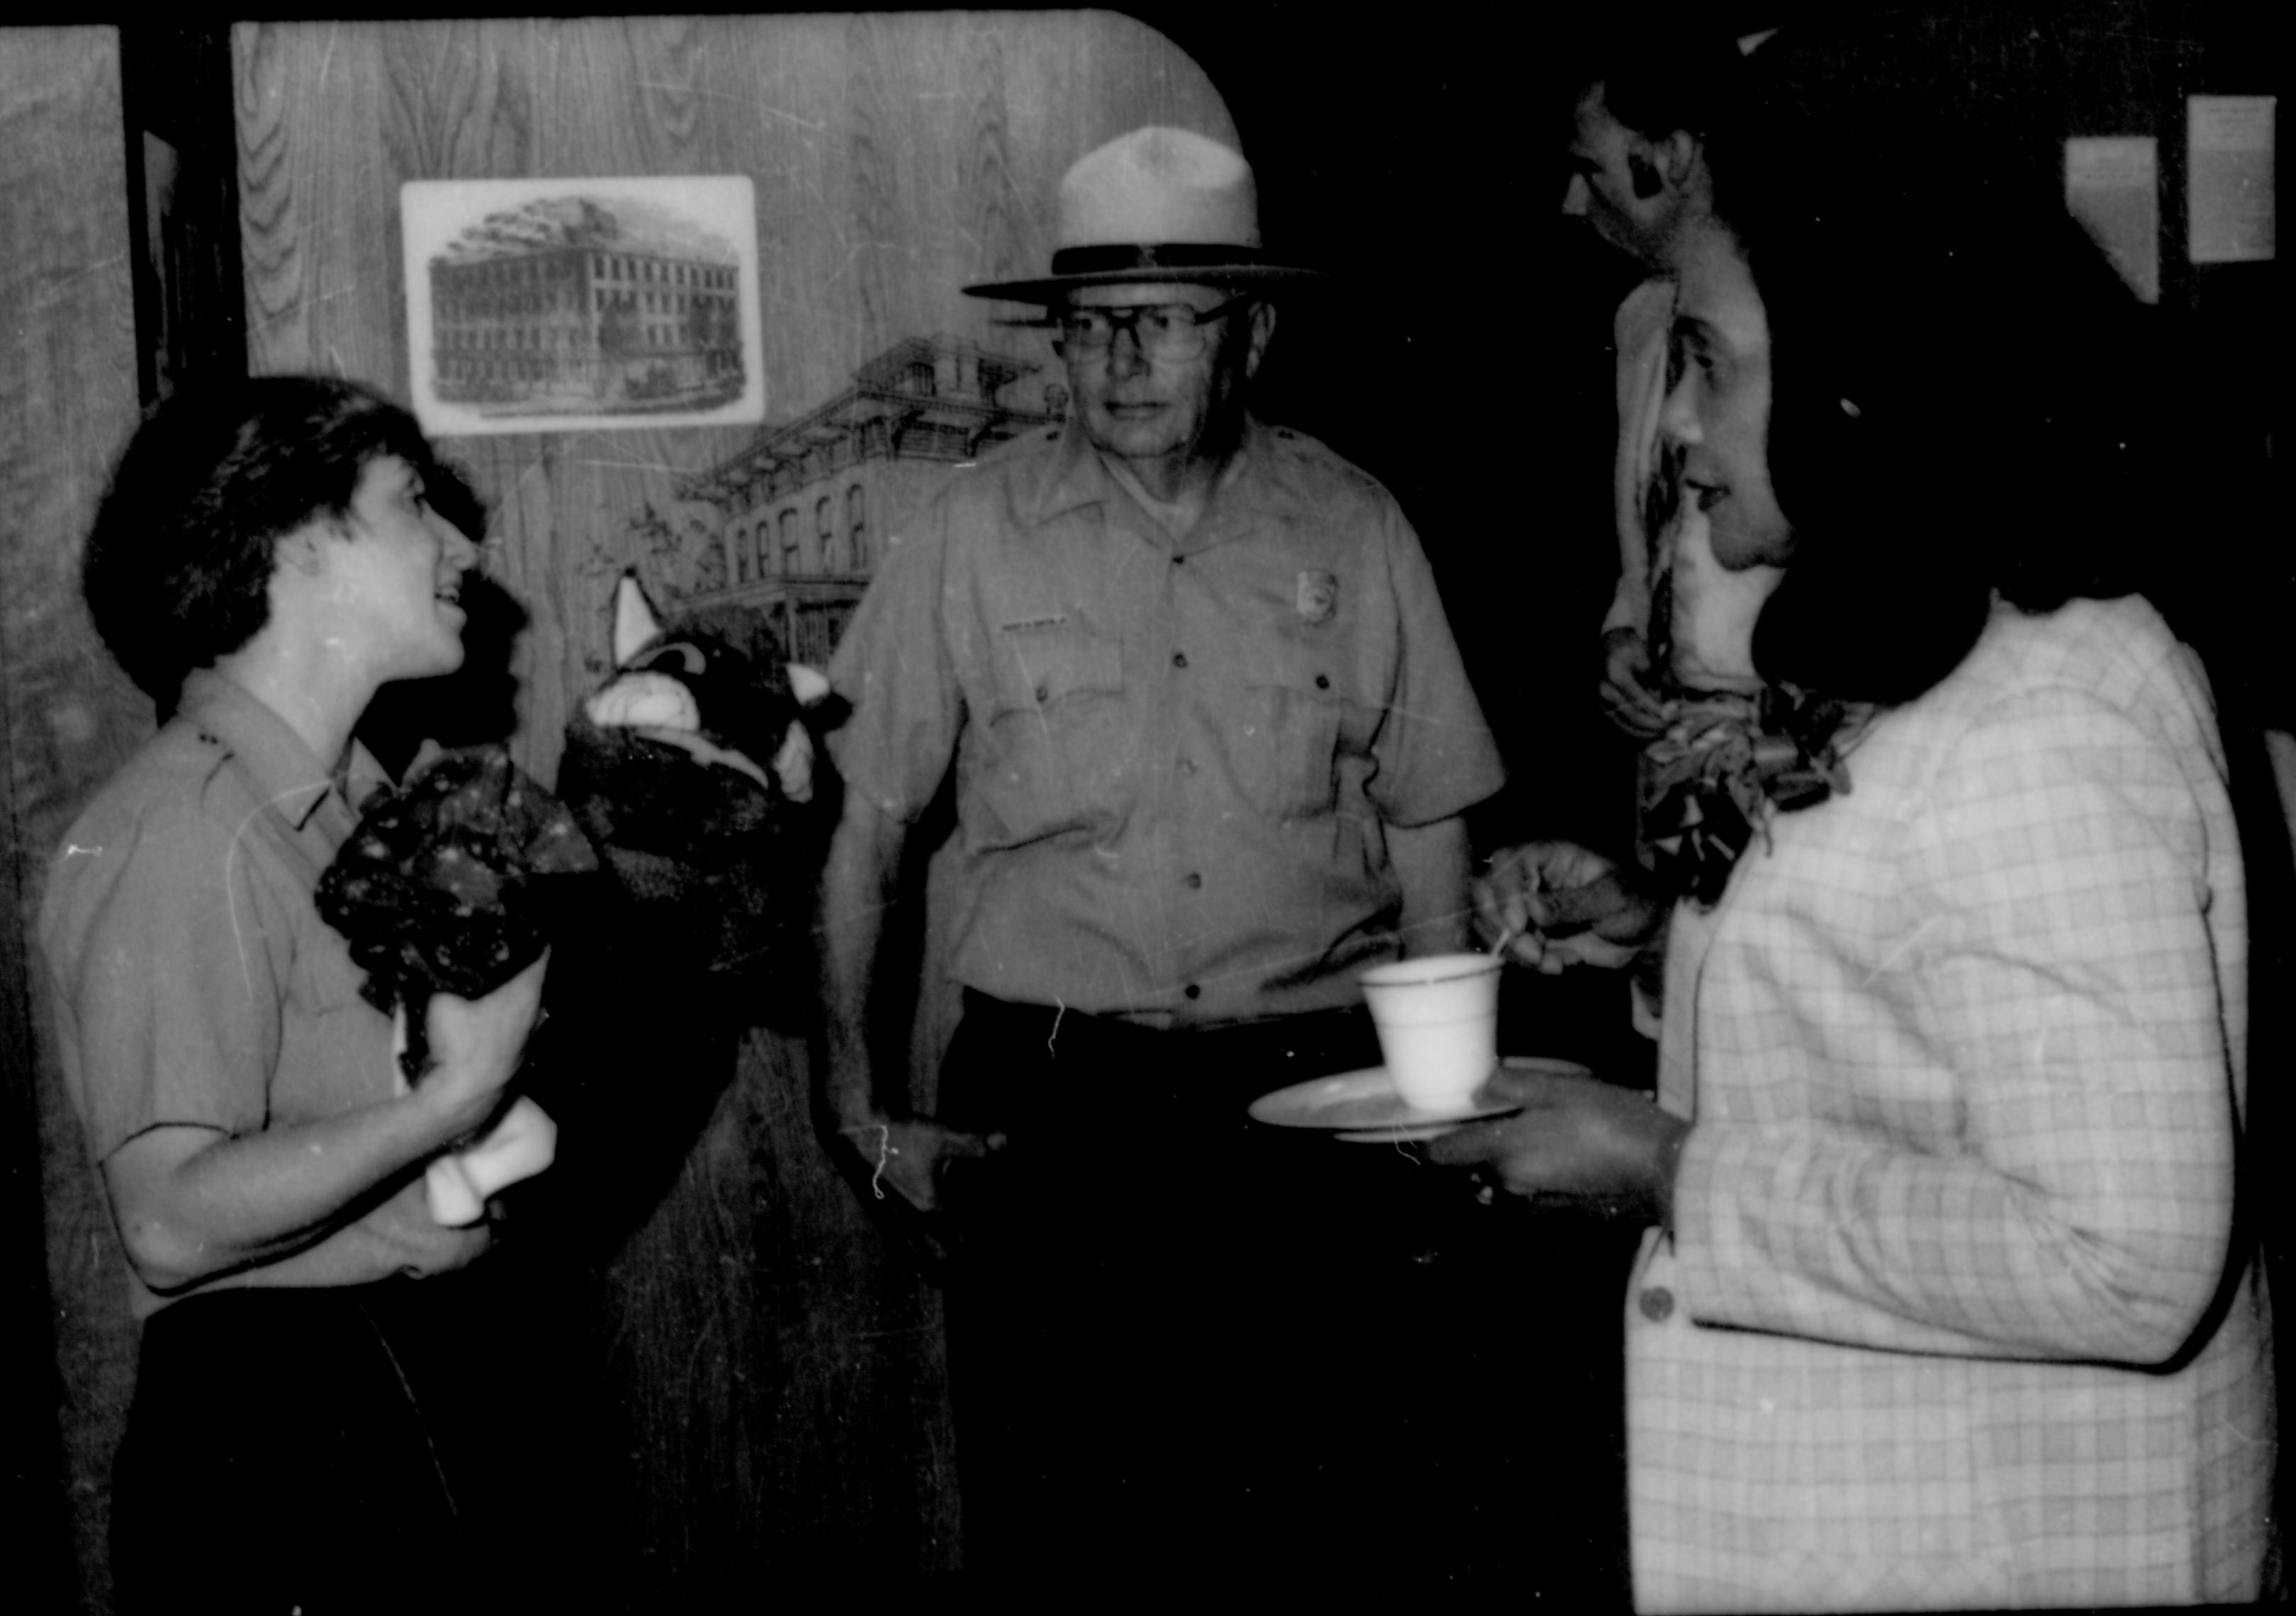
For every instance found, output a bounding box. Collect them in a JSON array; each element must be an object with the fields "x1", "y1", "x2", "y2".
[{"x1": 1564, "y1": 84, "x2": 1683, "y2": 269}]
